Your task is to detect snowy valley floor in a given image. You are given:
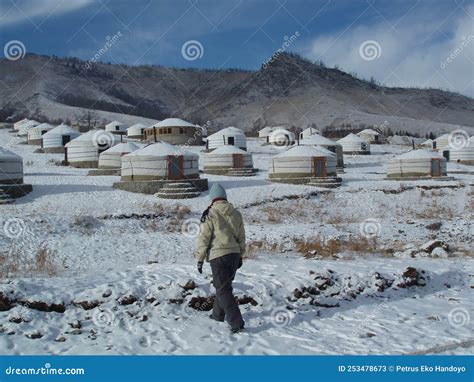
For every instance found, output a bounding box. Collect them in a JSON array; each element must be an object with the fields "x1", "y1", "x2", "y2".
[{"x1": 0, "y1": 130, "x2": 473, "y2": 354}]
